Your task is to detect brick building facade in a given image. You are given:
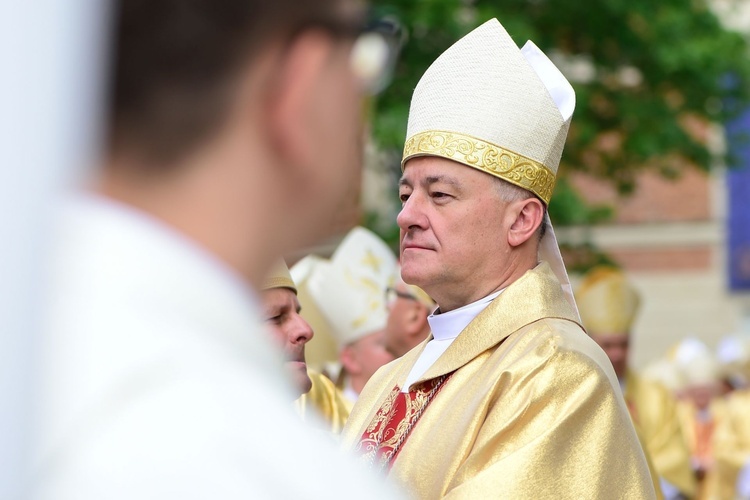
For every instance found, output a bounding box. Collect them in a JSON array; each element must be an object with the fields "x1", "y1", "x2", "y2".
[{"x1": 560, "y1": 166, "x2": 749, "y2": 368}]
